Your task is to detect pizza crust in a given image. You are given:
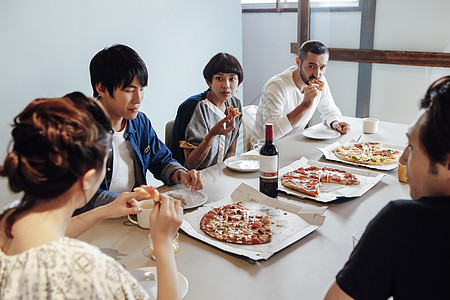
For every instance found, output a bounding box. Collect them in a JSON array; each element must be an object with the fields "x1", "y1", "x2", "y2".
[{"x1": 179, "y1": 140, "x2": 194, "y2": 149}]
